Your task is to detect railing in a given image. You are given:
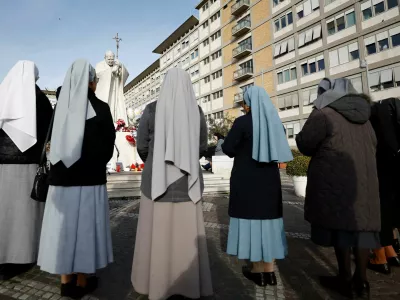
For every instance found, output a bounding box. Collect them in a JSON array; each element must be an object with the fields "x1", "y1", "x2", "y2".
[
  {"x1": 231, "y1": 0, "x2": 250, "y2": 15},
  {"x1": 232, "y1": 19, "x2": 251, "y2": 35},
  {"x1": 234, "y1": 92, "x2": 244, "y2": 103},
  {"x1": 232, "y1": 43, "x2": 252, "y2": 57},
  {"x1": 234, "y1": 67, "x2": 254, "y2": 79}
]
